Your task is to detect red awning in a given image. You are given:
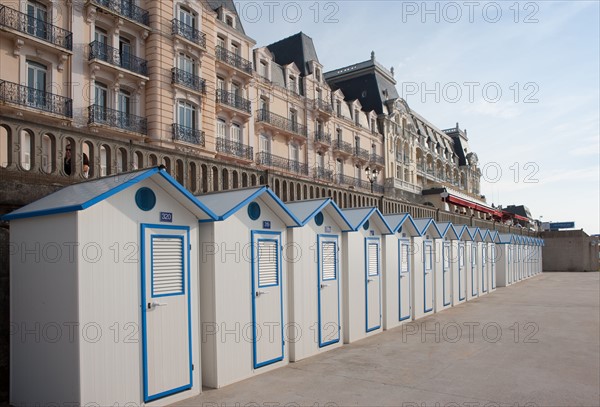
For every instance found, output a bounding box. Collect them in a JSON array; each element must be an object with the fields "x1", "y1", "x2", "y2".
[
  {"x1": 513, "y1": 214, "x2": 529, "y2": 222},
  {"x1": 446, "y1": 194, "x2": 502, "y2": 217}
]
